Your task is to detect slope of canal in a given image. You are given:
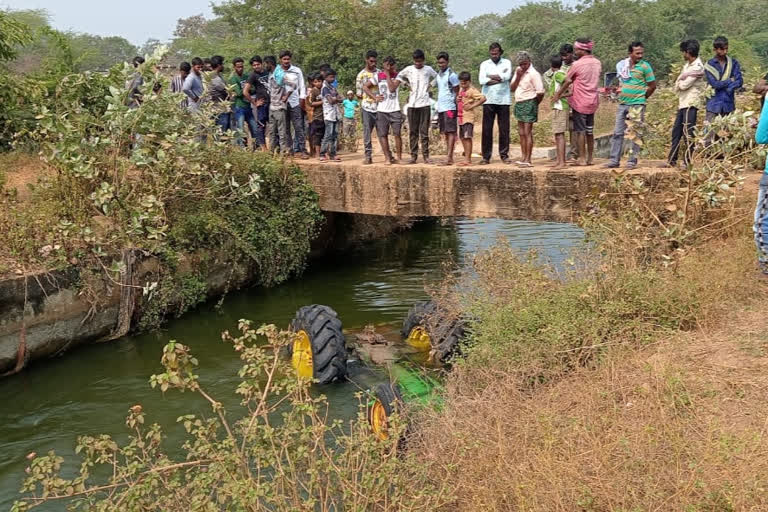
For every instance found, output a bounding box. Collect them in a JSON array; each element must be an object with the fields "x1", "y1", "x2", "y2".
[{"x1": 0, "y1": 218, "x2": 583, "y2": 507}]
